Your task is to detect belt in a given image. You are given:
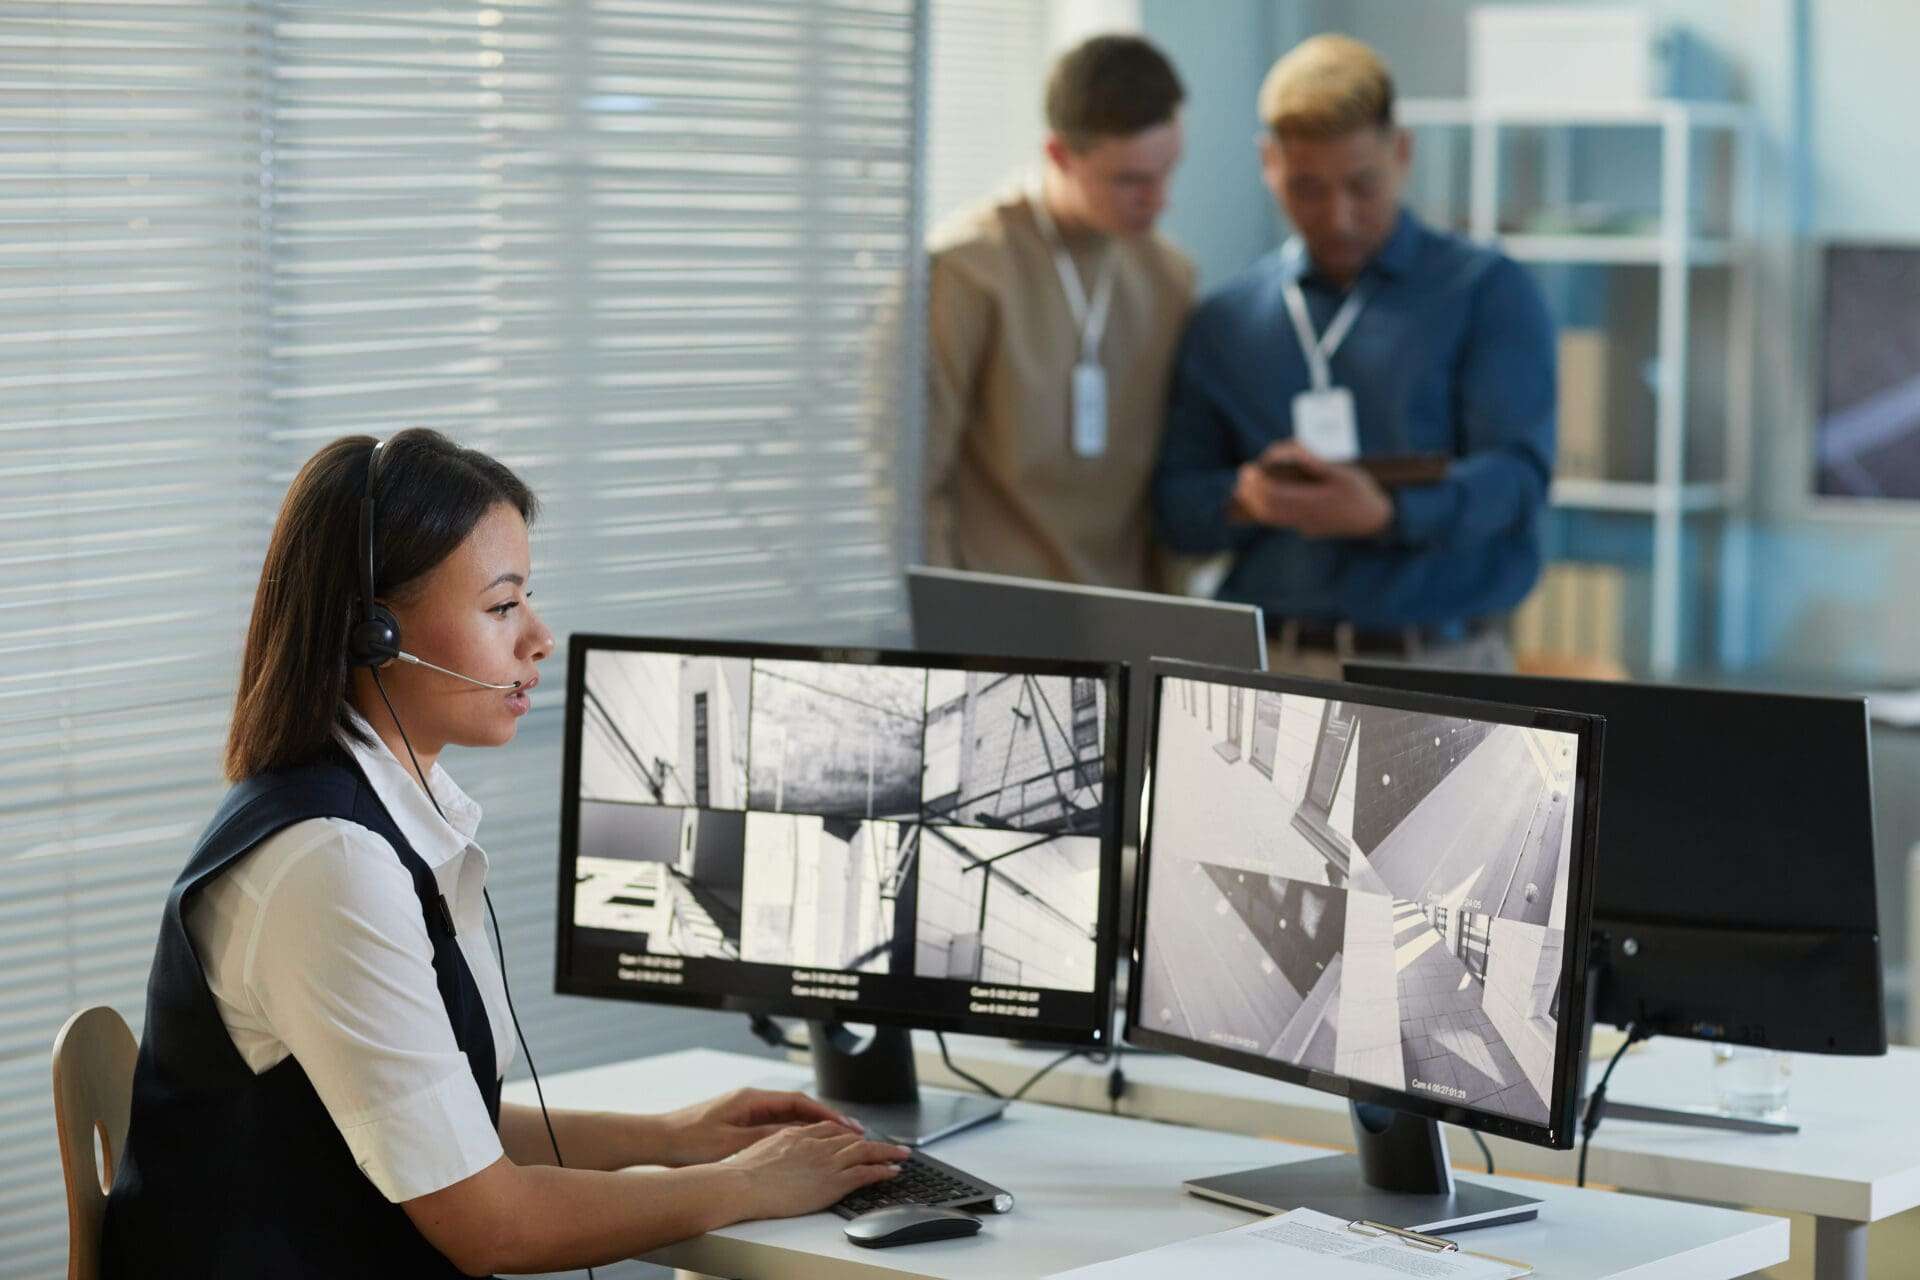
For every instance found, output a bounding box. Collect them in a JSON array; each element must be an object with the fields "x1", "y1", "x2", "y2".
[{"x1": 1267, "y1": 617, "x2": 1492, "y2": 657}]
